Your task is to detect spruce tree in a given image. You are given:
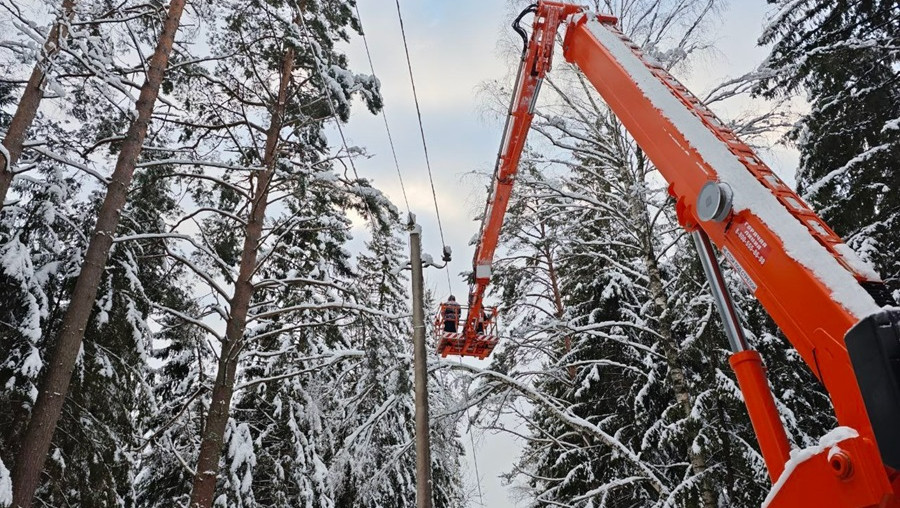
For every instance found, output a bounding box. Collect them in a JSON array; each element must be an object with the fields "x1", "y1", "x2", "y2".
[
  {"x1": 332, "y1": 230, "x2": 419, "y2": 508},
  {"x1": 756, "y1": 0, "x2": 900, "y2": 300}
]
